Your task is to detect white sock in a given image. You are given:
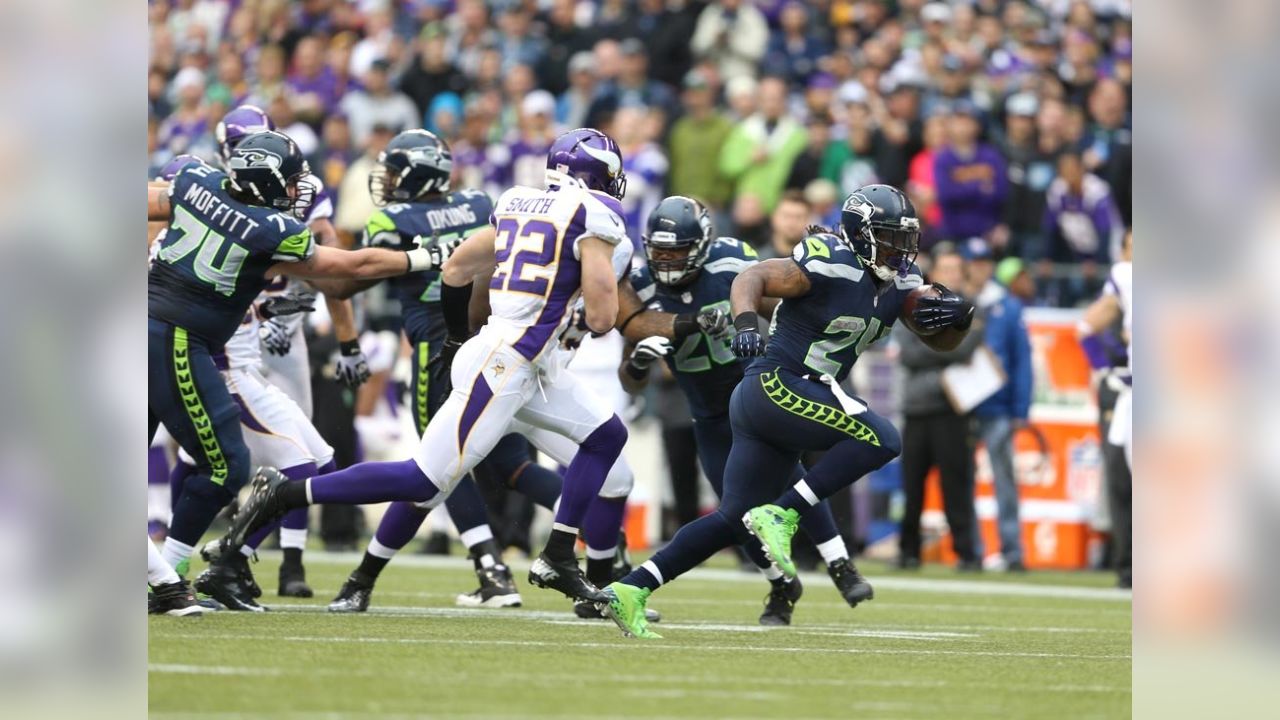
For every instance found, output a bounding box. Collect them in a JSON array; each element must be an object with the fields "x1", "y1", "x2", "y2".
[
  {"x1": 367, "y1": 537, "x2": 399, "y2": 560},
  {"x1": 161, "y1": 538, "x2": 195, "y2": 571},
  {"x1": 761, "y1": 564, "x2": 783, "y2": 581},
  {"x1": 816, "y1": 536, "x2": 850, "y2": 565},
  {"x1": 148, "y1": 537, "x2": 180, "y2": 586},
  {"x1": 459, "y1": 525, "x2": 494, "y2": 549},
  {"x1": 585, "y1": 546, "x2": 616, "y2": 561},
  {"x1": 551, "y1": 522, "x2": 578, "y2": 535},
  {"x1": 240, "y1": 544, "x2": 256, "y2": 558},
  {"x1": 639, "y1": 560, "x2": 664, "y2": 586},
  {"x1": 476, "y1": 553, "x2": 496, "y2": 569},
  {"x1": 279, "y1": 528, "x2": 307, "y2": 550}
]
